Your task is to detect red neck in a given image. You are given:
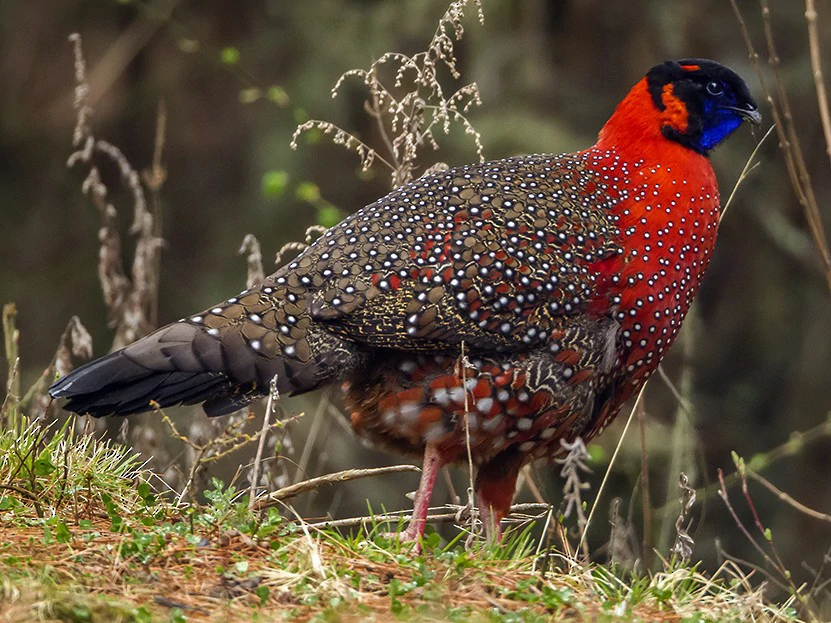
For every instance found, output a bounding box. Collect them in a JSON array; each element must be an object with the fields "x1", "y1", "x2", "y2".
[
  {"x1": 595, "y1": 78, "x2": 712, "y2": 175},
  {"x1": 583, "y1": 78, "x2": 723, "y2": 391}
]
